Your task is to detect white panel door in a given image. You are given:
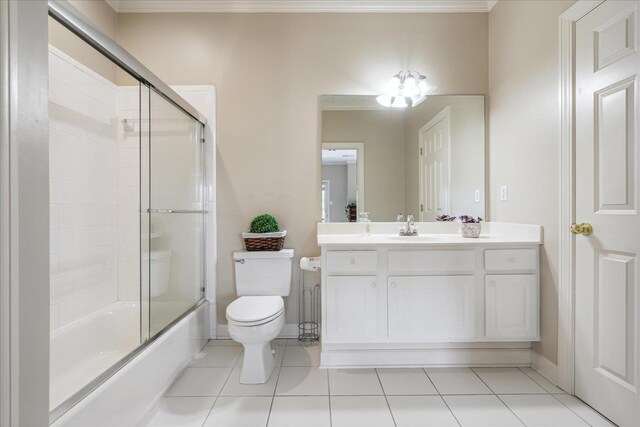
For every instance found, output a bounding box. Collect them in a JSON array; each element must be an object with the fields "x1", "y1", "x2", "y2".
[
  {"x1": 325, "y1": 276, "x2": 379, "y2": 342},
  {"x1": 388, "y1": 276, "x2": 475, "y2": 341},
  {"x1": 485, "y1": 275, "x2": 538, "y2": 340},
  {"x1": 421, "y1": 112, "x2": 450, "y2": 221},
  {"x1": 575, "y1": 2, "x2": 640, "y2": 425}
]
